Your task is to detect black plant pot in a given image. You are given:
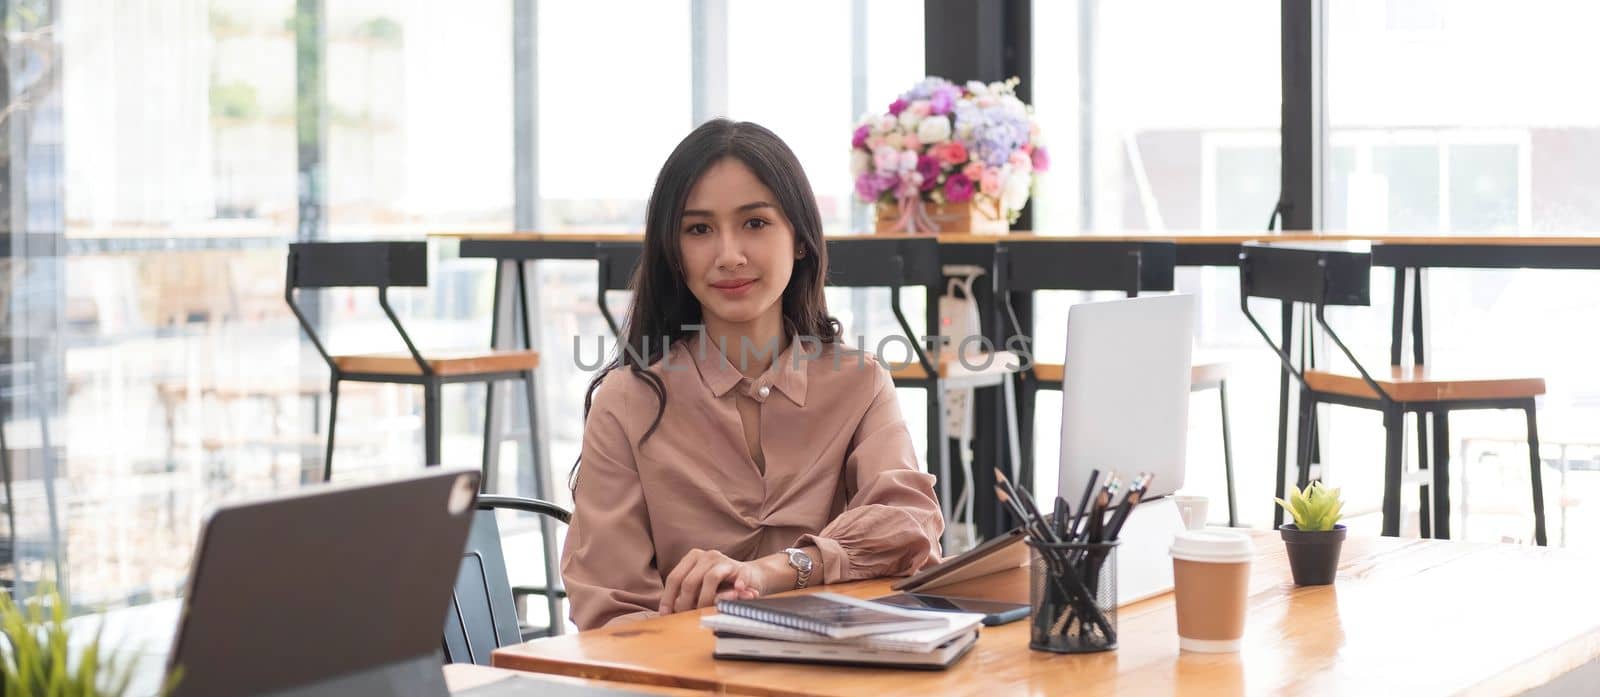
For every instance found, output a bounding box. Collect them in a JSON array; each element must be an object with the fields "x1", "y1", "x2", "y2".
[{"x1": 1279, "y1": 524, "x2": 1346, "y2": 586}]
